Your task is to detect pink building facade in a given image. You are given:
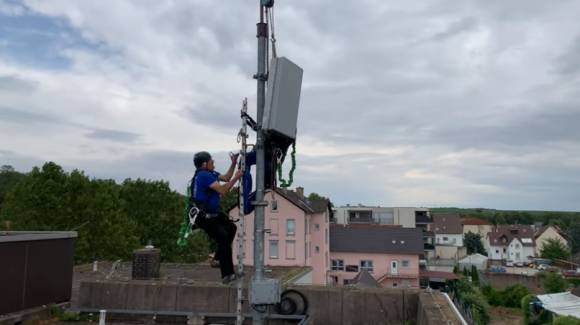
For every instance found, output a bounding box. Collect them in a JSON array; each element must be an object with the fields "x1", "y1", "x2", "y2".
[
  {"x1": 230, "y1": 188, "x2": 331, "y2": 285},
  {"x1": 329, "y1": 225, "x2": 423, "y2": 288}
]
